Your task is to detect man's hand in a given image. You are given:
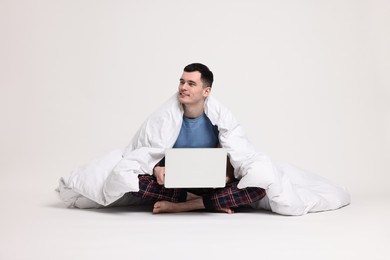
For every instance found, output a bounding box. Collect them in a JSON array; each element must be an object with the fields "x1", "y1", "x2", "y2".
[
  {"x1": 226, "y1": 158, "x2": 235, "y2": 184},
  {"x1": 153, "y1": 166, "x2": 165, "y2": 185},
  {"x1": 226, "y1": 175, "x2": 232, "y2": 184}
]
